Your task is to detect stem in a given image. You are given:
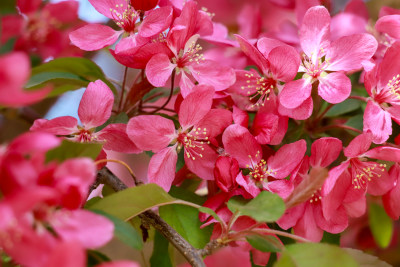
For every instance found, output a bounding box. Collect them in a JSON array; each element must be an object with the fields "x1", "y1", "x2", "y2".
[
  {"x1": 314, "y1": 103, "x2": 334, "y2": 123},
  {"x1": 150, "y1": 69, "x2": 176, "y2": 114},
  {"x1": 118, "y1": 66, "x2": 129, "y2": 113},
  {"x1": 315, "y1": 124, "x2": 363, "y2": 134},
  {"x1": 95, "y1": 167, "x2": 206, "y2": 267},
  {"x1": 237, "y1": 229, "x2": 312, "y2": 244},
  {"x1": 348, "y1": 95, "x2": 368, "y2": 102},
  {"x1": 140, "y1": 105, "x2": 175, "y2": 113},
  {"x1": 123, "y1": 70, "x2": 143, "y2": 111}
]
